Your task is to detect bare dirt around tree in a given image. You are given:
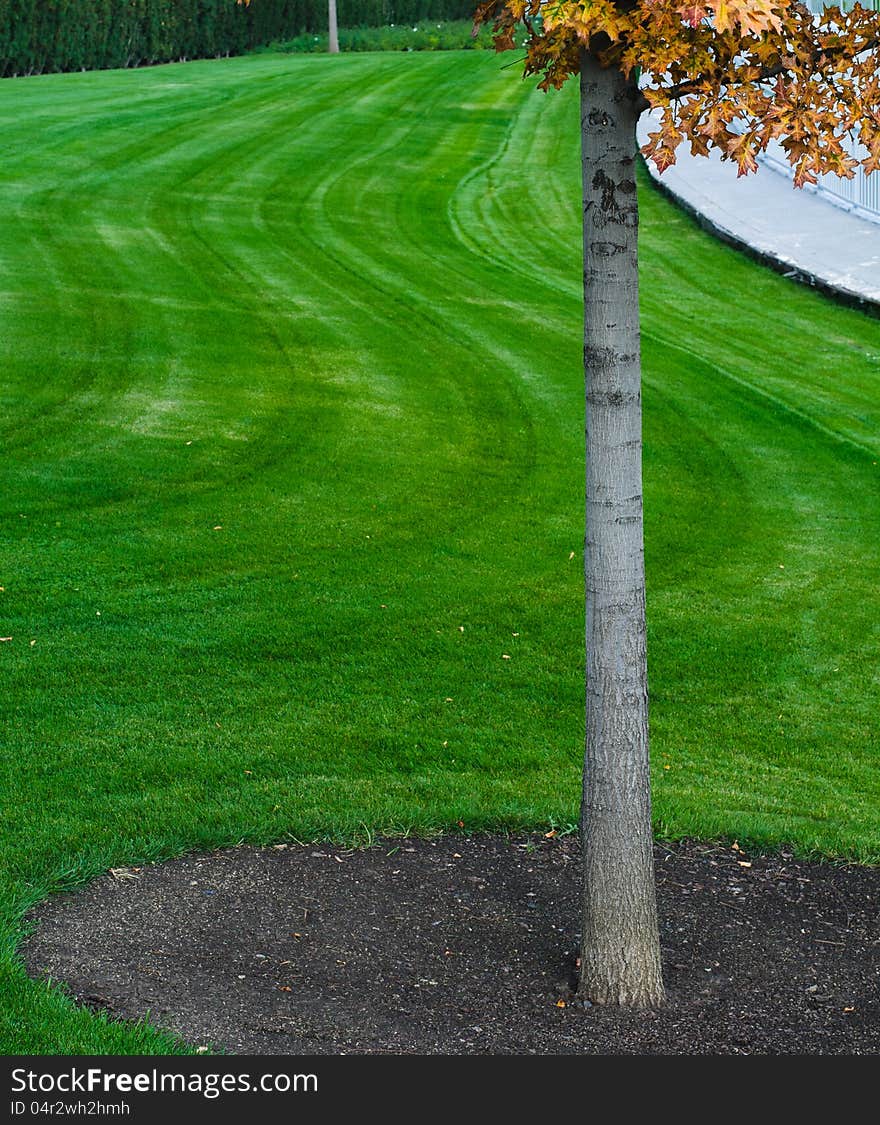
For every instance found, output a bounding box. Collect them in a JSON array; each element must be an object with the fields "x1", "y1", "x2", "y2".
[{"x1": 21, "y1": 835, "x2": 880, "y2": 1055}]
